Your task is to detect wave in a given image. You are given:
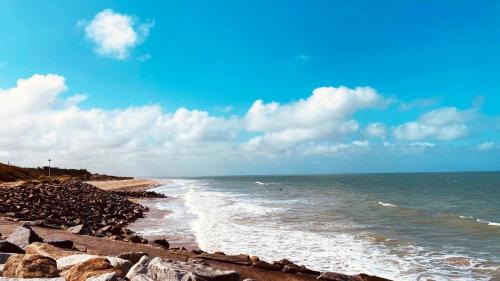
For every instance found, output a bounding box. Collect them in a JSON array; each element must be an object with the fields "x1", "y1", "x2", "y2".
[
  {"x1": 255, "y1": 181, "x2": 272, "y2": 186},
  {"x1": 476, "y1": 219, "x2": 500, "y2": 227},
  {"x1": 378, "y1": 201, "x2": 398, "y2": 207},
  {"x1": 456, "y1": 215, "x2": 500, "y2": 227},
  {"x1": 174, "y1": 179, "x2": 495, "y2": 281}
]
